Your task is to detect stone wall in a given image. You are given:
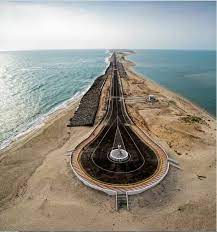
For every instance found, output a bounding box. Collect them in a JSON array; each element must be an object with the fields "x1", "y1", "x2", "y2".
[
  {"x1": 117, "y1": 61, "x2": 127, "y2": 79},
  {"x1": 68, "y1": 63, "x2": 113, "y2": 127}
]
